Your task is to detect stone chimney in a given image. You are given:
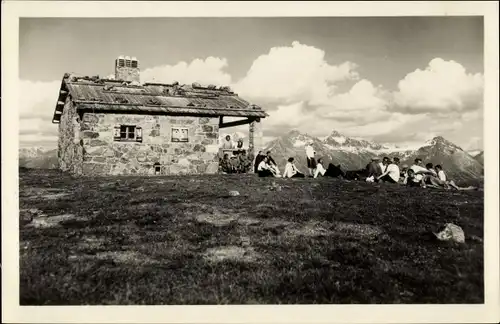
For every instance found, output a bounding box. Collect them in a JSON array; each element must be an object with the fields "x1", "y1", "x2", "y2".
[{"x1": 115, "y1": 55, "x2": 140, "y2": 83}]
